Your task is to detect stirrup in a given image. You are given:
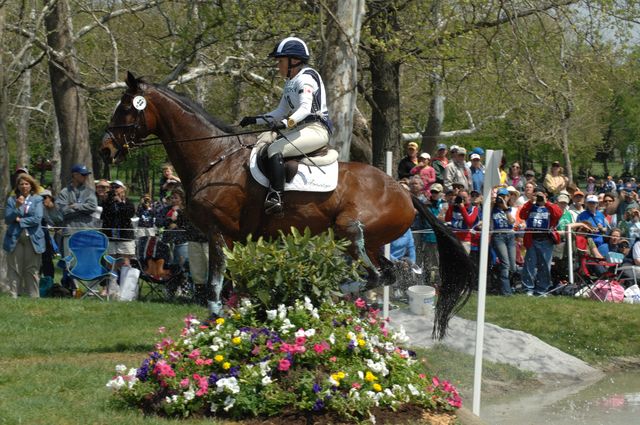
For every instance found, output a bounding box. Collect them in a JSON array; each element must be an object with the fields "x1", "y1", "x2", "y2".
[{"x1": 264, "y1": 190, "x2": 283, "y2": 215}]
